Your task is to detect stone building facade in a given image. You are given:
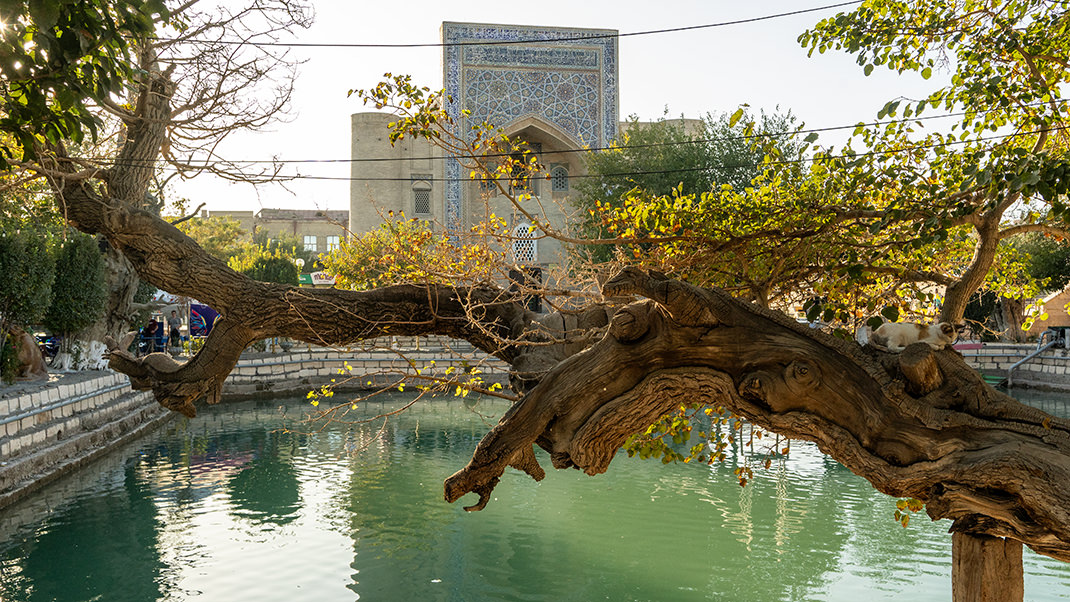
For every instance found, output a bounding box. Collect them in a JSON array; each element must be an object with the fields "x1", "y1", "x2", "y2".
[
  {"x1": 207, "y1": 208, "x2": 349, "y2": 254},
  {"x1": 349, "y1": 22, "x2": 619, "y2": 274}
]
